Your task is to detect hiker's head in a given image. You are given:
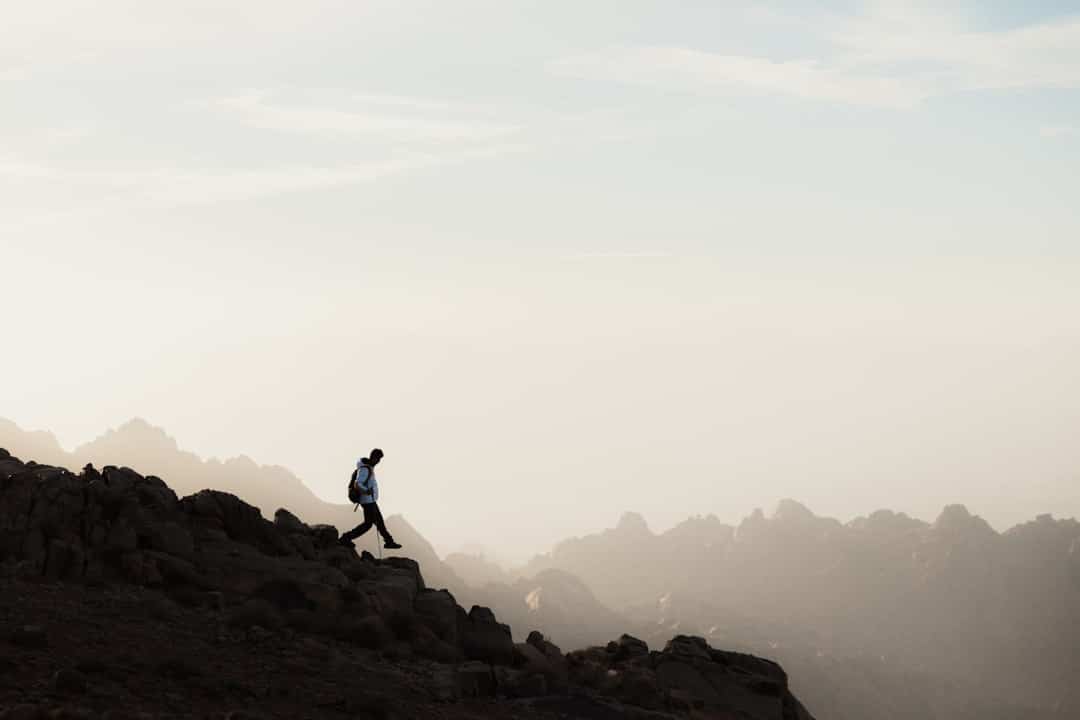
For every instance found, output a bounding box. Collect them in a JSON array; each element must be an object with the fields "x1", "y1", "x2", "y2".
[{"x1": 368, "y1": 448, "x2": 384, "y2": 467}]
